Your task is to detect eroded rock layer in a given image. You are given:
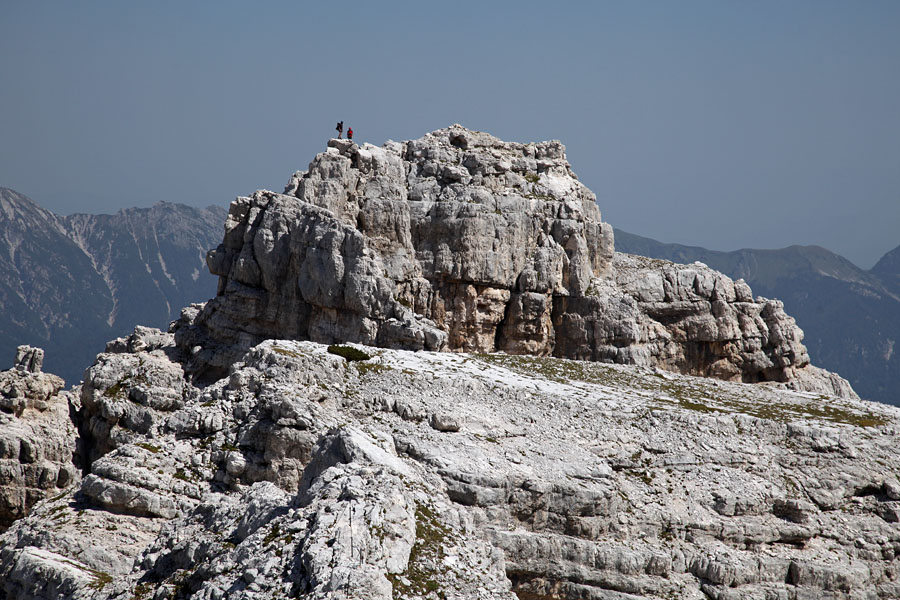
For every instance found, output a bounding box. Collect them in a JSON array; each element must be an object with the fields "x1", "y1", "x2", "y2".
[
  {"x1": 0, "y1": 346, "x2": 79, "y2": 531},
  {"x1": 175, "y1": 126, "x2": 839, "y2": 394},
  {"x1": 1, "y1": 332, "x2": 897, "y2": 599}
]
